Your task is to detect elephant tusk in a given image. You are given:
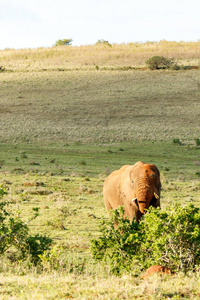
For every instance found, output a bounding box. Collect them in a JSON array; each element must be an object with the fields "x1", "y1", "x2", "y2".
[
  {"x1": 154, "y1": 192, "x2": 159, "y2": 199},
  {"x1": 132, "y1": 197, "x2": 137, "y2": 202}
]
